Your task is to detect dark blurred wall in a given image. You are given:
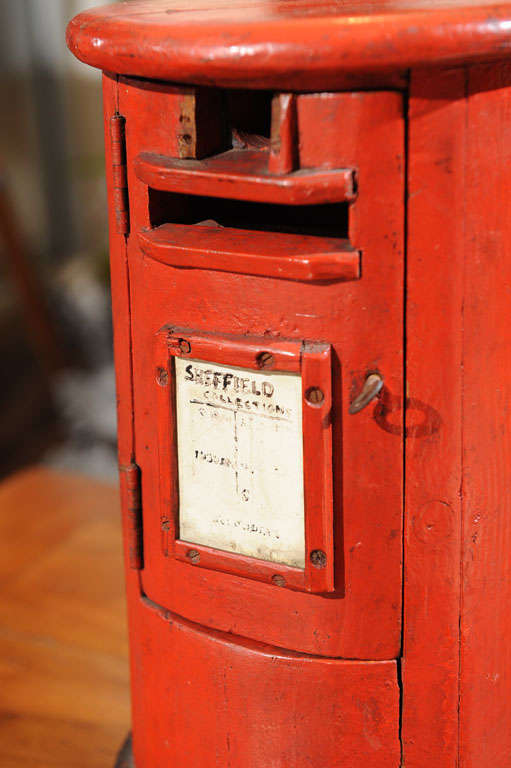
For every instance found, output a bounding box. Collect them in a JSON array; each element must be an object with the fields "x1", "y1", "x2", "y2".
[
  {"x1": 0, "y1": 0, "x2": 107, "y2": 265},
  {"x1": 0, "y1": 1, "x2": 117, "y2": 479}
]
